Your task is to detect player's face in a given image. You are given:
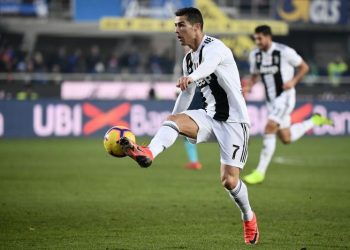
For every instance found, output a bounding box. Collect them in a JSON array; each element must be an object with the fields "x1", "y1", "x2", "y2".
[
  {"x1": 254, "y1": 33, "x2": 272, "y2": 51},
  {"x1": 174, "y1": 16, "x2": 196, "y2": 46}
]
